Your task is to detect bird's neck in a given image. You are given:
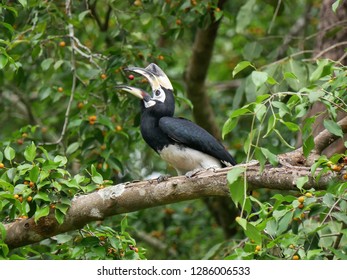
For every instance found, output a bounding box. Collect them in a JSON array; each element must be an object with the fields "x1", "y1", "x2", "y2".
[{"x1": 140, "y1": 113, "x2": 172, "y2": 153}]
